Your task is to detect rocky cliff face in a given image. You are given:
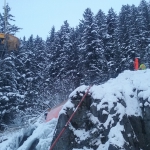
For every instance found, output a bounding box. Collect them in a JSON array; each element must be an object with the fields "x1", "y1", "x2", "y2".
[
  {"x1": 51, "y1": 70, "x2": 150, "y2": 150},
  {"x1": 1, "y1": 70, "x2": 150, "y2": 150}
]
